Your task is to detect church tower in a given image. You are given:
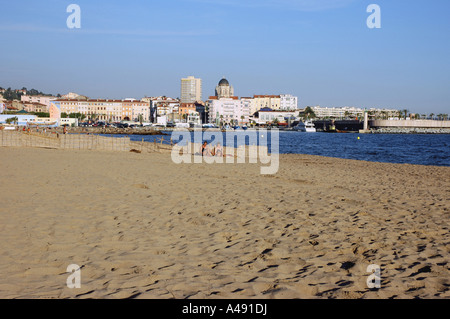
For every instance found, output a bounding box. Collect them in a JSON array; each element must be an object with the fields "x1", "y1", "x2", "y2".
[{"x1": 215, "y1": 77, "x2": 234, "y2": 99}]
